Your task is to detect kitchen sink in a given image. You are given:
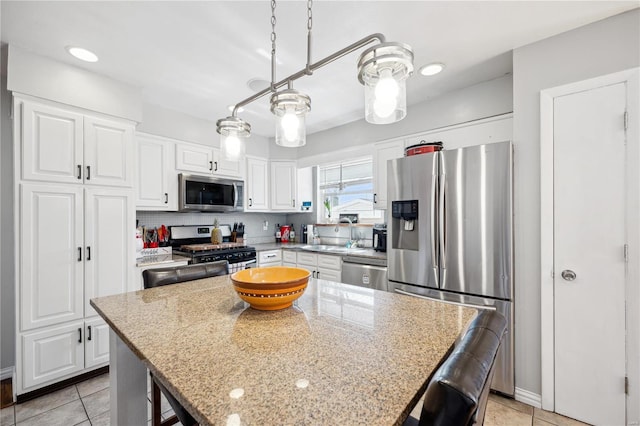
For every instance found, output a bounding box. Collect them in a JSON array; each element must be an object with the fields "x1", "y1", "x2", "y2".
[{"x1": 300, "y1": 245, "x2": 368, "y2": 254}]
